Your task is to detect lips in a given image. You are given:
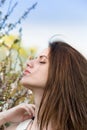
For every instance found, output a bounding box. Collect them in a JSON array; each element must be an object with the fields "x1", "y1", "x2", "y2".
[{"x1": 23, "y1": 69, "x2": 31, "y2": 75}]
